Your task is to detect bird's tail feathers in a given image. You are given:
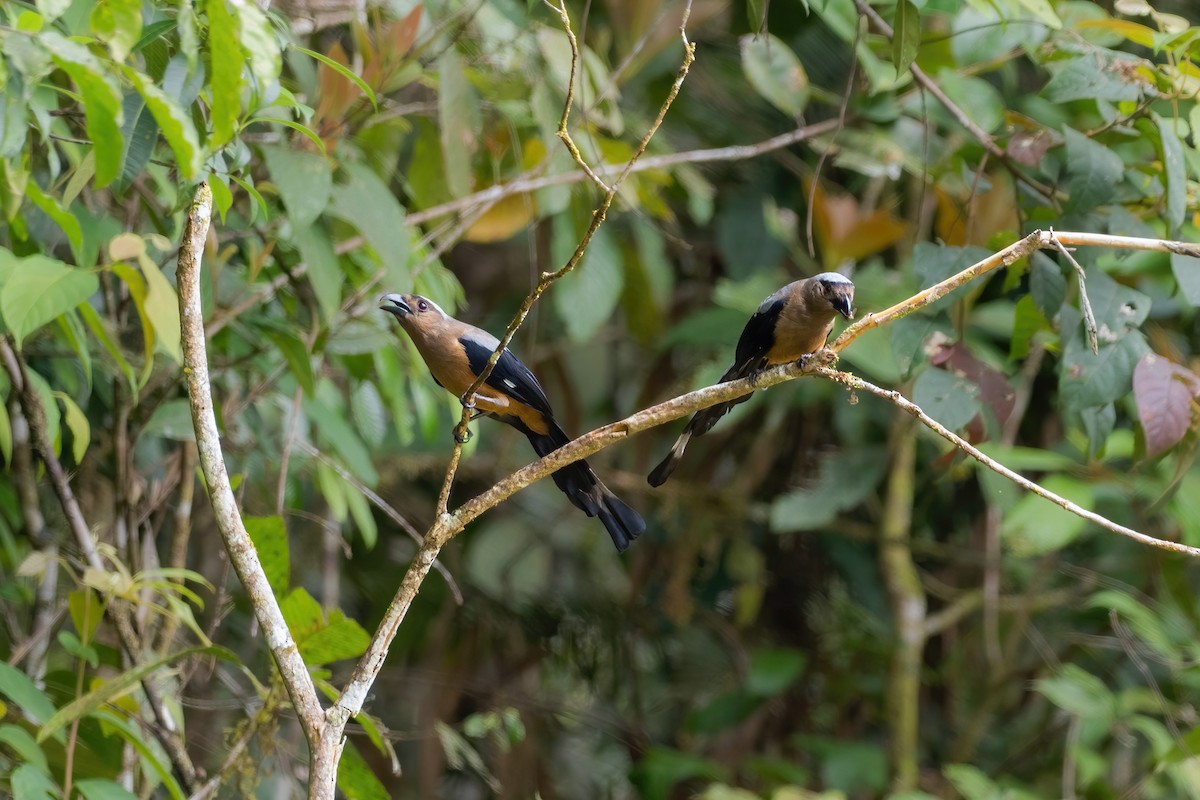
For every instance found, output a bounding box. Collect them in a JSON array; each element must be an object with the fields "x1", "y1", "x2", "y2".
[
  {"x1": 647, "y1": 430, "x2": 692, "y2": 487},
  {"x1": 524, "y1": 422, "x2": 645, "y2": 551},
  {"x1": 594, "y1": 488, "x2": 645, "y2": 552}
]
